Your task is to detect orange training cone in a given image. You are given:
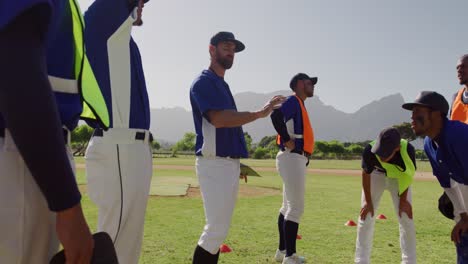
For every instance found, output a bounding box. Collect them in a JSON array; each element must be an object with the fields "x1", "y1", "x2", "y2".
[
  {"x1": 345, "y1": 220, "x2": 357, "y2": 226},
  {"x1": 377, "y1": 214, "x2": 387, "y2": 220},
  {"x1": 219, "y1": 244, "x2": 232, "y2": 253},
  {"x1": 296, "y1": 234, "x2": 302, "y2": 240}
]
